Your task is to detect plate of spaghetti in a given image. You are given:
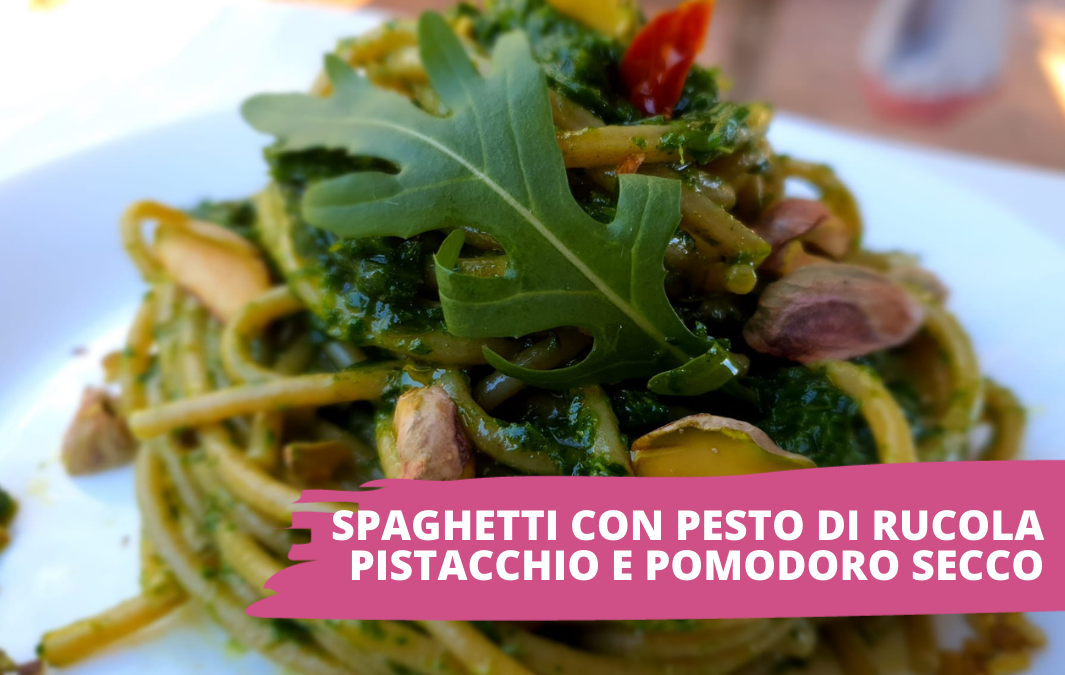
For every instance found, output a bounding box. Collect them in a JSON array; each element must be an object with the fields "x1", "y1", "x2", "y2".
[{"x1": 1, "y1": 0, "x2": 1064, "y2": 674}]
